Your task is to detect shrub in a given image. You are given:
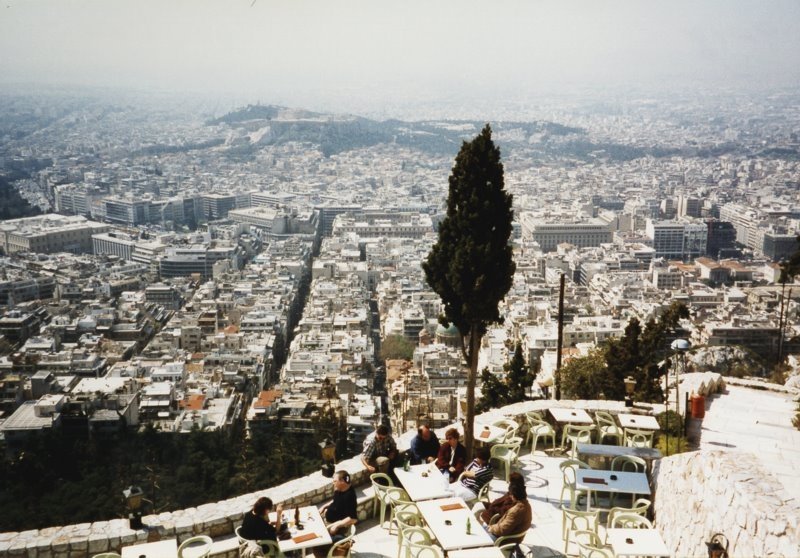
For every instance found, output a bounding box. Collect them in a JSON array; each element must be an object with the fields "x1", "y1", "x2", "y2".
[
  {"x1": 656, "y1": 410, "x2": 683, "y2": 437},
  {"x1": 656, "y1": 435, "x2": 690, "y2": 456}
]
